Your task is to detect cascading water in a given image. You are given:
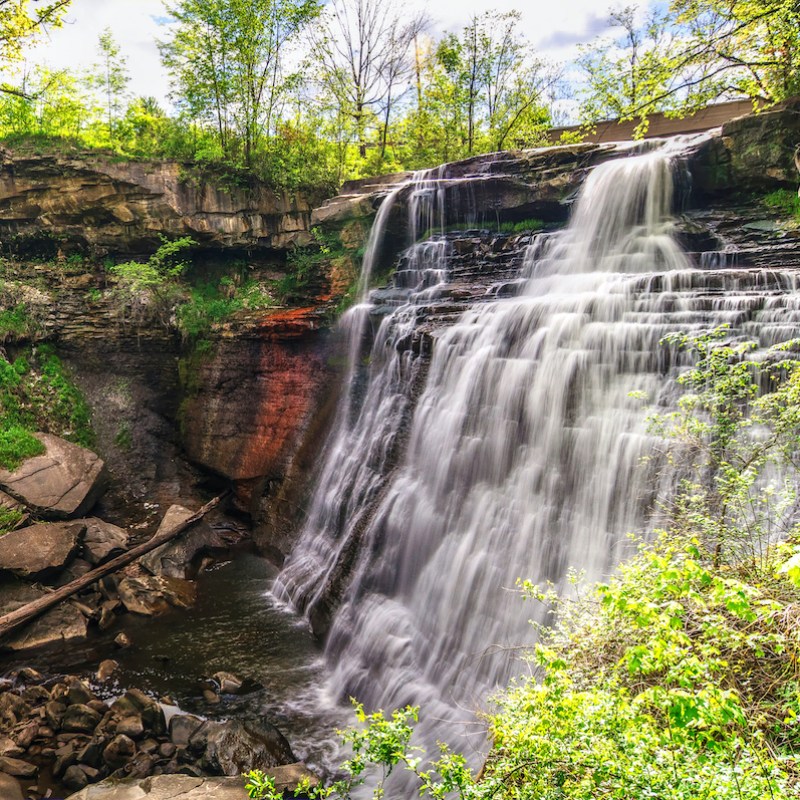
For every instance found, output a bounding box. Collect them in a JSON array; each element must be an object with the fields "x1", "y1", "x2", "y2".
[{"x1": 273, "y1": 140, "x2": 800, "y2": 773}]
